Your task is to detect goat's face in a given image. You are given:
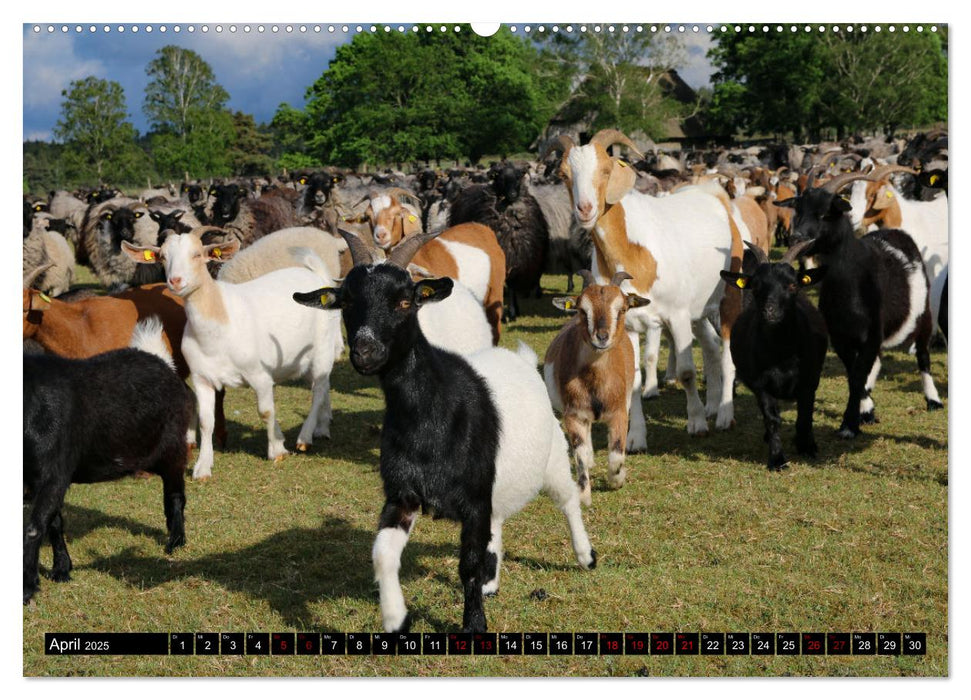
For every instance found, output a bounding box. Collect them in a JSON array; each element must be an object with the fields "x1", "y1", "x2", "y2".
[
  {"x1": 489, "y1": 162, "x2": 525, "y2": 204},
  {"x1": 208, "y1": 185, "x2": 246, "y2": 225},
  {"x1": 99, "y1": 206, "x2": 145, "y2": 251},
  {"x1": 293, "y1": 264, "x2": 452, "y2": 375},
  {"x1": 299, "y1": 172, "x2": 336, "y2": 208},
  {"x1": 554, "y1": 283, "x2": 650, "y2": 351},
  {"x1": 181, "y1": 183, "x2": 204, "y2": 204},
  {"x1": 560, "y1": 144, "x2": 636, "y2": 231},
  {"x1": 122, "y1": 231, "x2": 238, "y2": 297},
  {"x1": 370, "y1": 197, "x2": 421, "y2": 251},
  {"x1": 776, "y1": 188, "x2": 851, "y2": 244},
  {"x1": 721, "y1": 263, "x2": 825, "y2": 326},
  {"x1": 149, "y1": 210, "x2": 189, "y2": 243}
]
